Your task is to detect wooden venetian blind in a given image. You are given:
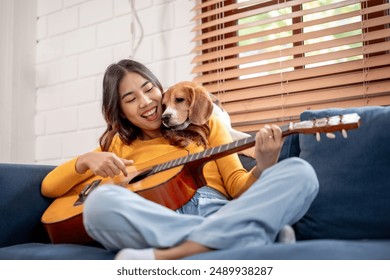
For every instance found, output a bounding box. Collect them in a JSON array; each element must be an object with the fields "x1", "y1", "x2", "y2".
[{"x1": 191, "y1": 0, "x2": 390, "y2": 132}]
